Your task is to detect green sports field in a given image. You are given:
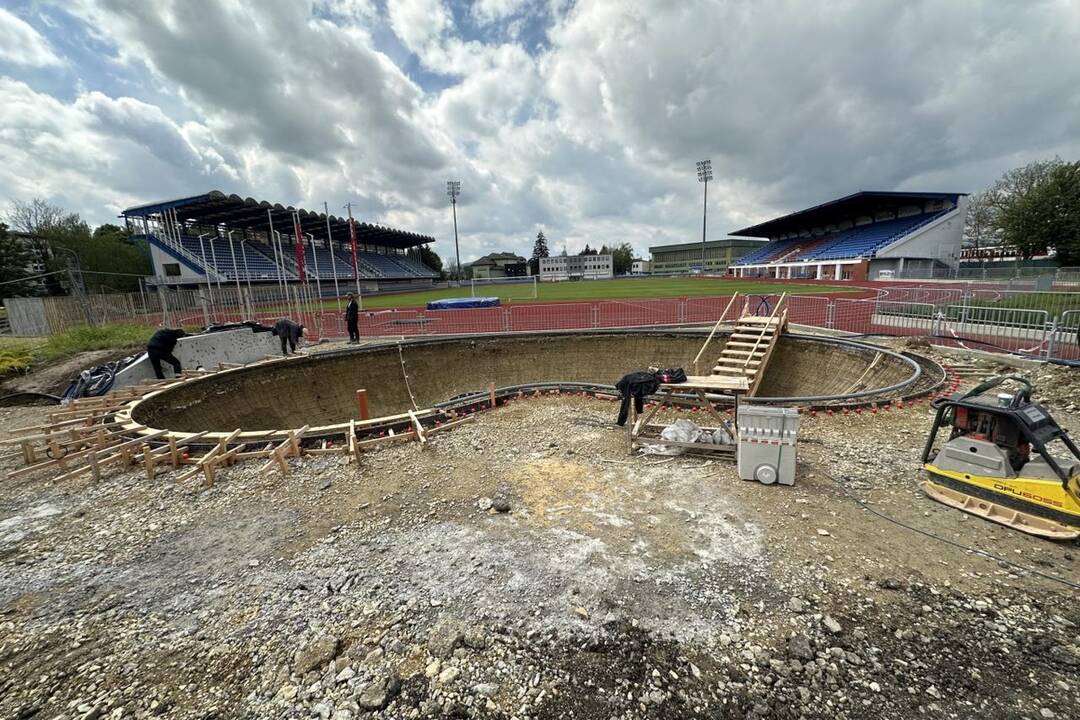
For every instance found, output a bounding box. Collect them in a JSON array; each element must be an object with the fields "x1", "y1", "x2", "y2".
[{"x1": 346, "y1": 277, "x2": 857, "y2": 310}]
